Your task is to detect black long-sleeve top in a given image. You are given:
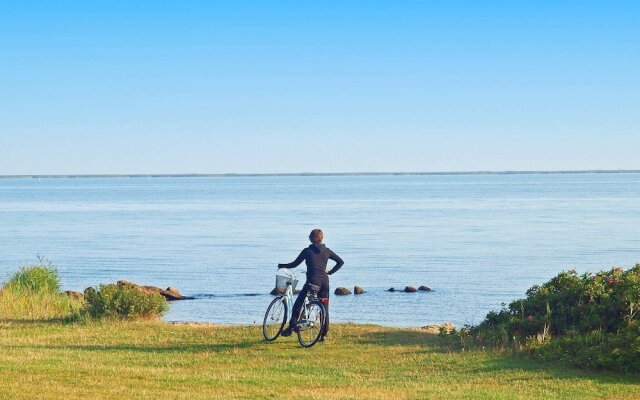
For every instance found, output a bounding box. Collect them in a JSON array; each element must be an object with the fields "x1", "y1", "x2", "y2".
[{"x1": 278, "y1": 243, "x2": 344, "y2": 280}]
